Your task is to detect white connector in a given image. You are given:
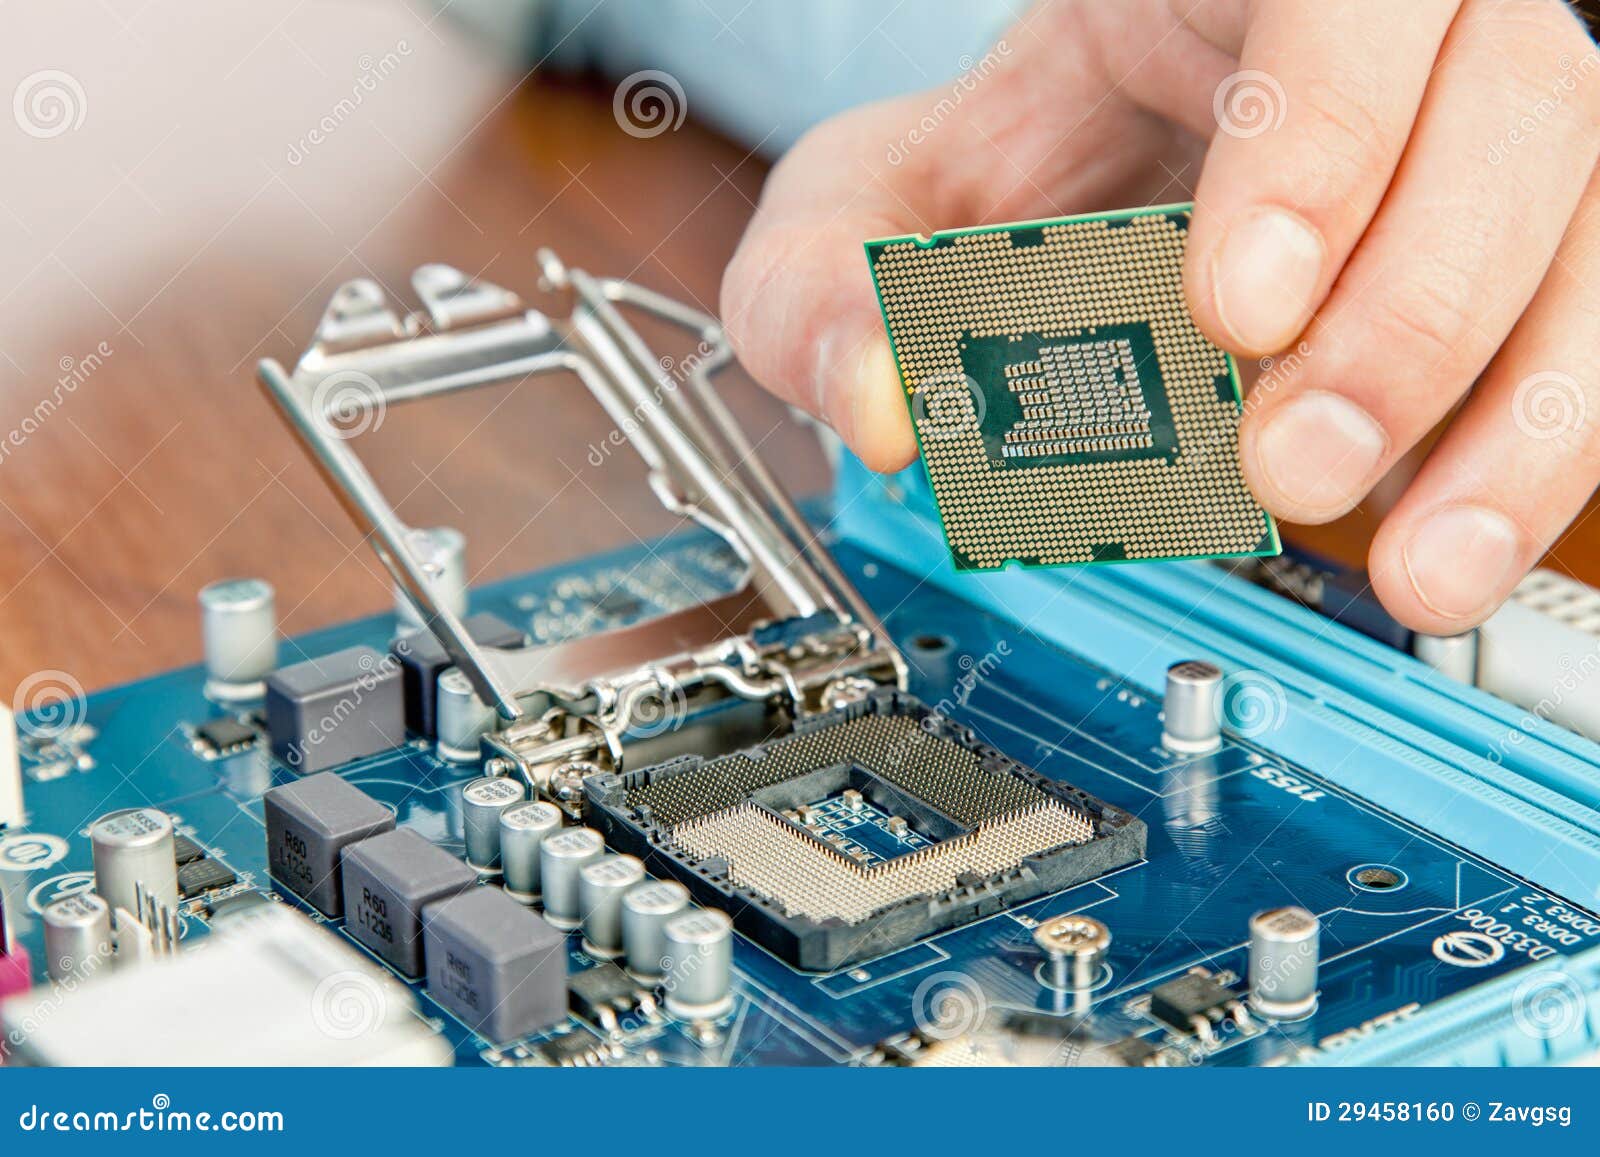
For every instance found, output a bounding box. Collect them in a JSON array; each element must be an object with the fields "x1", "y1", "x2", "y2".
[
  {"x1": 1476, "y1": 569, "x2": 1600, "y2": 740},
  {"x1": 0, "y1": 704, "x2": 21, "y2": 829}
]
